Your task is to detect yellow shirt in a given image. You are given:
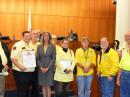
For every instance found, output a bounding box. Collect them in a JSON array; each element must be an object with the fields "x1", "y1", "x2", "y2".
[
  {"x1": 54, "y1": 48, "x2": 75, "y2": 82},
  {"x1": 119, "y1": 52, "x2": 130, "y2": 71},
  {"x1": 0, "y1": 42, "x2": 7, "y2": 66},
  {"x1": 43, "y1": 45, "x2": 48, "y2": 53},
  {"x1": 55, "y1": 44, "x2": 61, "y2": 54},
  {"x1": 11, "y1": 40, "x2": 35, "y2": 72},
  {"x1": 29, "y1": 41, "x2": 40, "y2": 53},
  {"x1": 75, "y1": 48, "x2": 96, "y2": 76},
  {"x1": 97, "y1": 48, "x2": 119, "y2": 76}
]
